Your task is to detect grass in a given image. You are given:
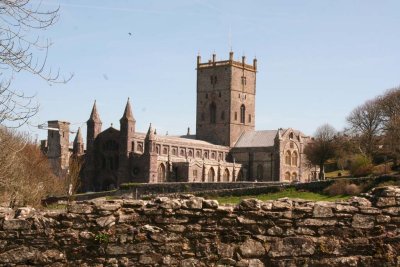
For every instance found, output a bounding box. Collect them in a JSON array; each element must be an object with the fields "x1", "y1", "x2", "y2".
[
  {"x1": 44, "y1": 203, "x2": 67, "y2": 210},
  {"x1": 325, "y1": 170, "x2": 351, "y2": 178},
  {"x1": 215, "y1": 188, "x2": 350, "y2": 205}
]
